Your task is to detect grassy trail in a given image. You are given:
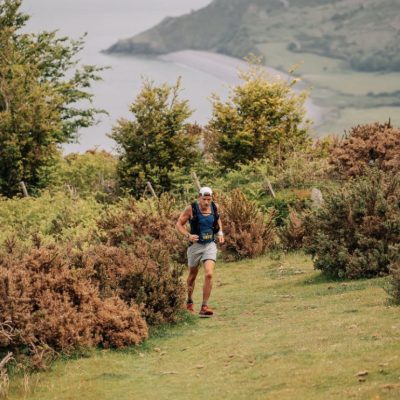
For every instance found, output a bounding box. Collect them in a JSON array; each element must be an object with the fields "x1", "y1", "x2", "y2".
[{"x1": 10, "y1": 253, "x2": 400, "y2": 399}]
